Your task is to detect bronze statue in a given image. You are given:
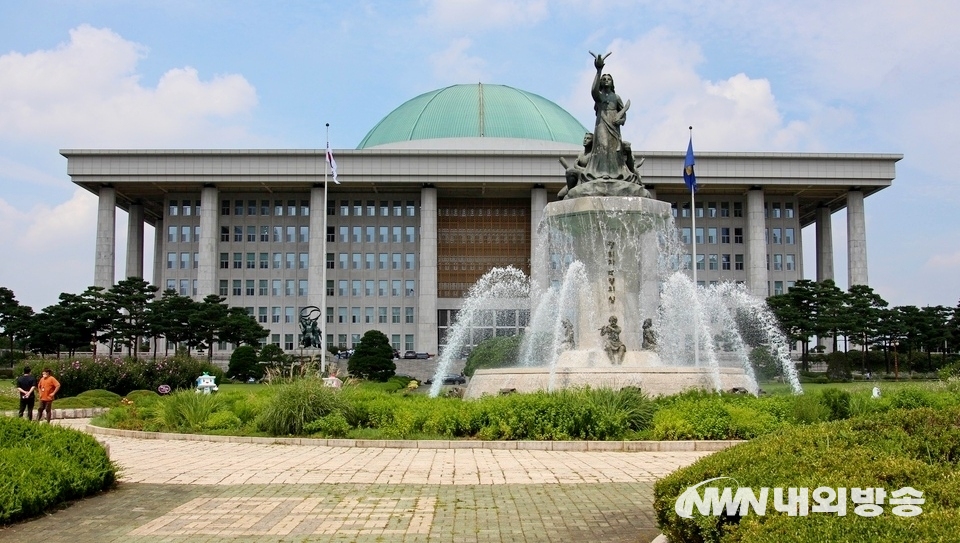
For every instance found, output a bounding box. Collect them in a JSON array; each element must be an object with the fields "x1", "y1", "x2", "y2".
[
  {"x1": 298, "y1": 306, "x2": 322, "y2": 348},
  {"x1": 600, "y1": 315, "x2": 626, "y2": 365},
  {"x1": 642, "y1": 318, "x2": 657, "y2": 350},
  {"x1": 560, "y1": 52, "x2": 650, "y2": 199}
]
